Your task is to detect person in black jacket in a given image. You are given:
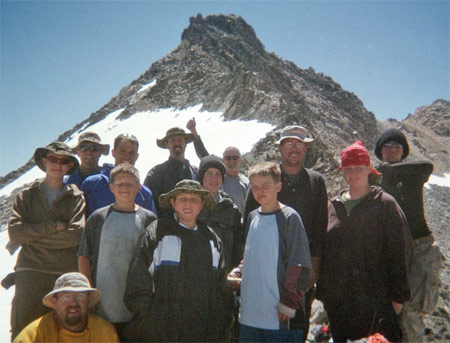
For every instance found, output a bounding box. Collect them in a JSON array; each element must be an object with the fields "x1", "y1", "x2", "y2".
[
  {"x1": 374, "y1": 128, "x2": 444, "y2": 342},
  {"x1": 196, "y1": 155, "x2": 243, "y2": 272},
  {"x1": 123, "y1": 180, "x2": 232, "y2": 342},
  {"x1": 244, "y1": 125, "x2": 328, "y2": 337},
  {"x1": 144, "y1": 119, "x2": 208, "y2": 218}
]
